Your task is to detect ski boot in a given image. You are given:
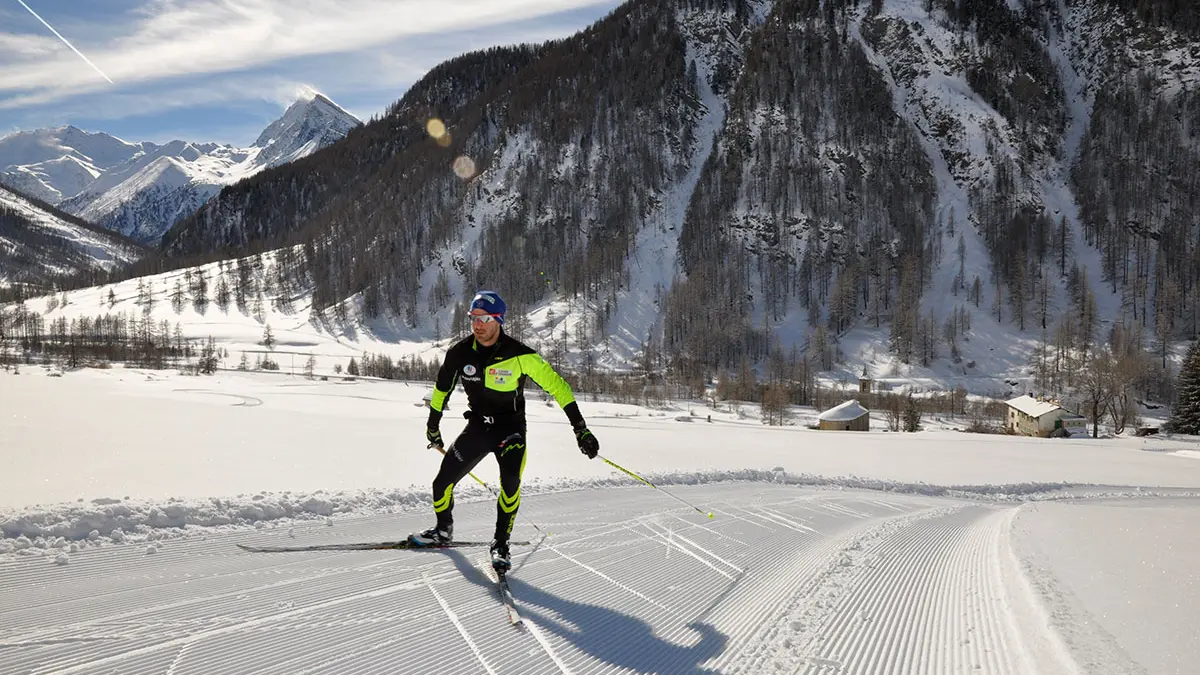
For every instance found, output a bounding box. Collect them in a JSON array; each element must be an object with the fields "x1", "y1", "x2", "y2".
[
  {"x1": 489, "y1": 539, "x2": 511, "y2": 574},
  {"x1": 408, "y1": 524, "x2": 452, "y2": 547}
]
